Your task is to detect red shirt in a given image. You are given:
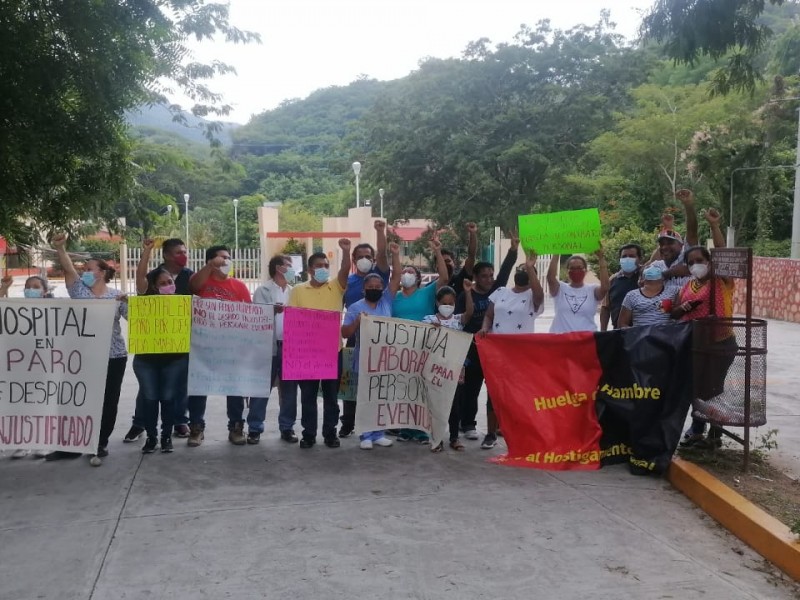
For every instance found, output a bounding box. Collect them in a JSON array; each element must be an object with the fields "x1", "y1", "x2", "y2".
[{"x1": 194, "y1": 275, "x2": 251, "y2": 303}]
